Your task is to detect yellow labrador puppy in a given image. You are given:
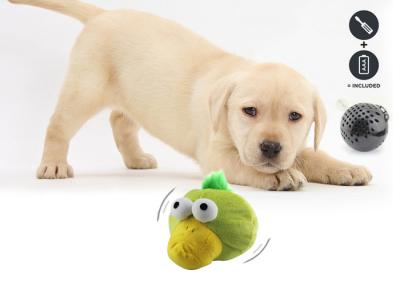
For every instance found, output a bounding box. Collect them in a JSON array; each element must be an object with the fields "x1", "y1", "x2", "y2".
[{"x1": 9, "y1": 0, "x2": 372, "y2": 190}]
